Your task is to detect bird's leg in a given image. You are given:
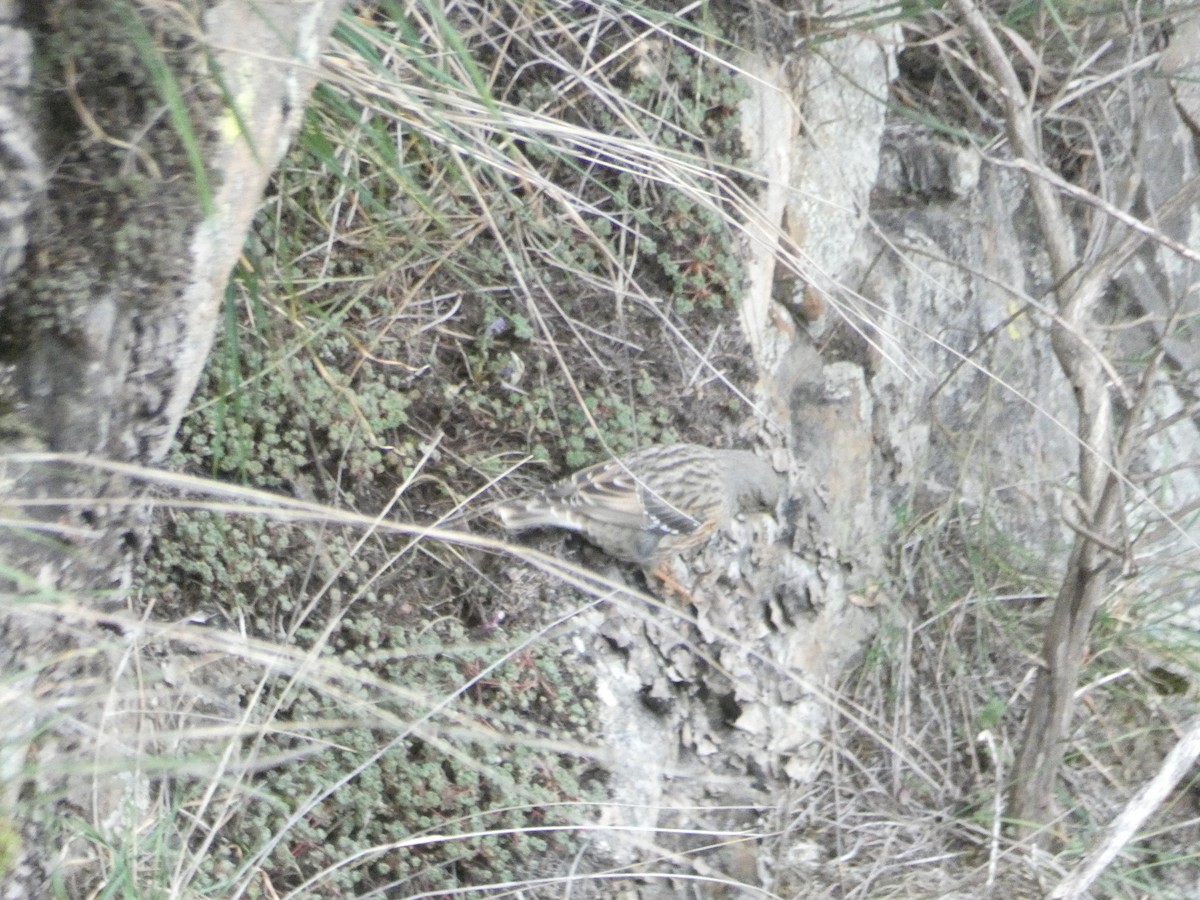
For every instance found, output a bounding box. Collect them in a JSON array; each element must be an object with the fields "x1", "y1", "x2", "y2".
[{"x1": 649, "y1": 559, "x2": 699, "y2": 606}]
